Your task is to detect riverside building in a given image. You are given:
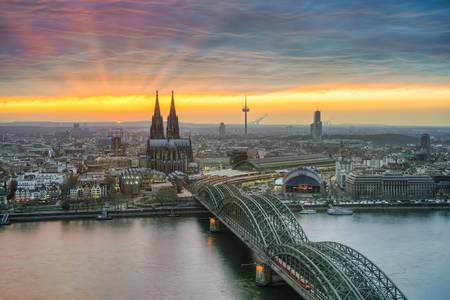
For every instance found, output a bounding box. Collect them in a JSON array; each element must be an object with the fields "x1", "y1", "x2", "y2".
[{"x1": 345, "y1": 172, "x2": 435, "y2": 201}]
